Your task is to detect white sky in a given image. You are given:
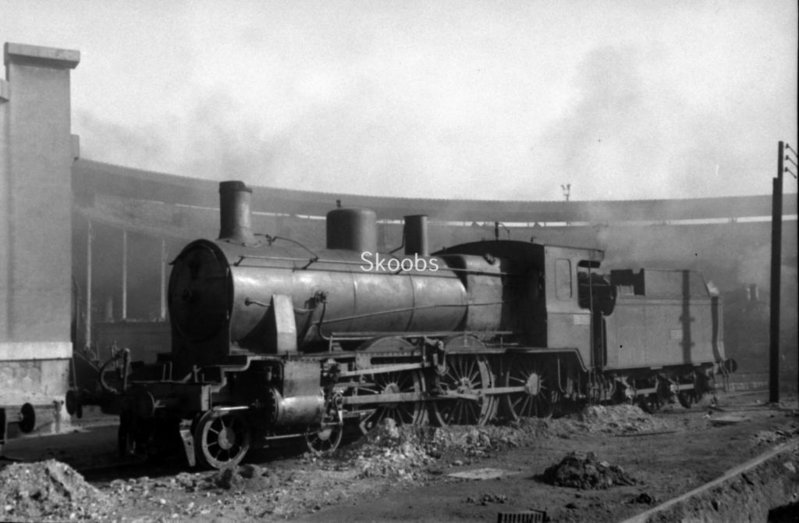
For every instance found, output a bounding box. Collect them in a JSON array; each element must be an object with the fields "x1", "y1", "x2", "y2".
[{"x1": 1, "y1": 0, "x2": 797, "y2": 201}]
